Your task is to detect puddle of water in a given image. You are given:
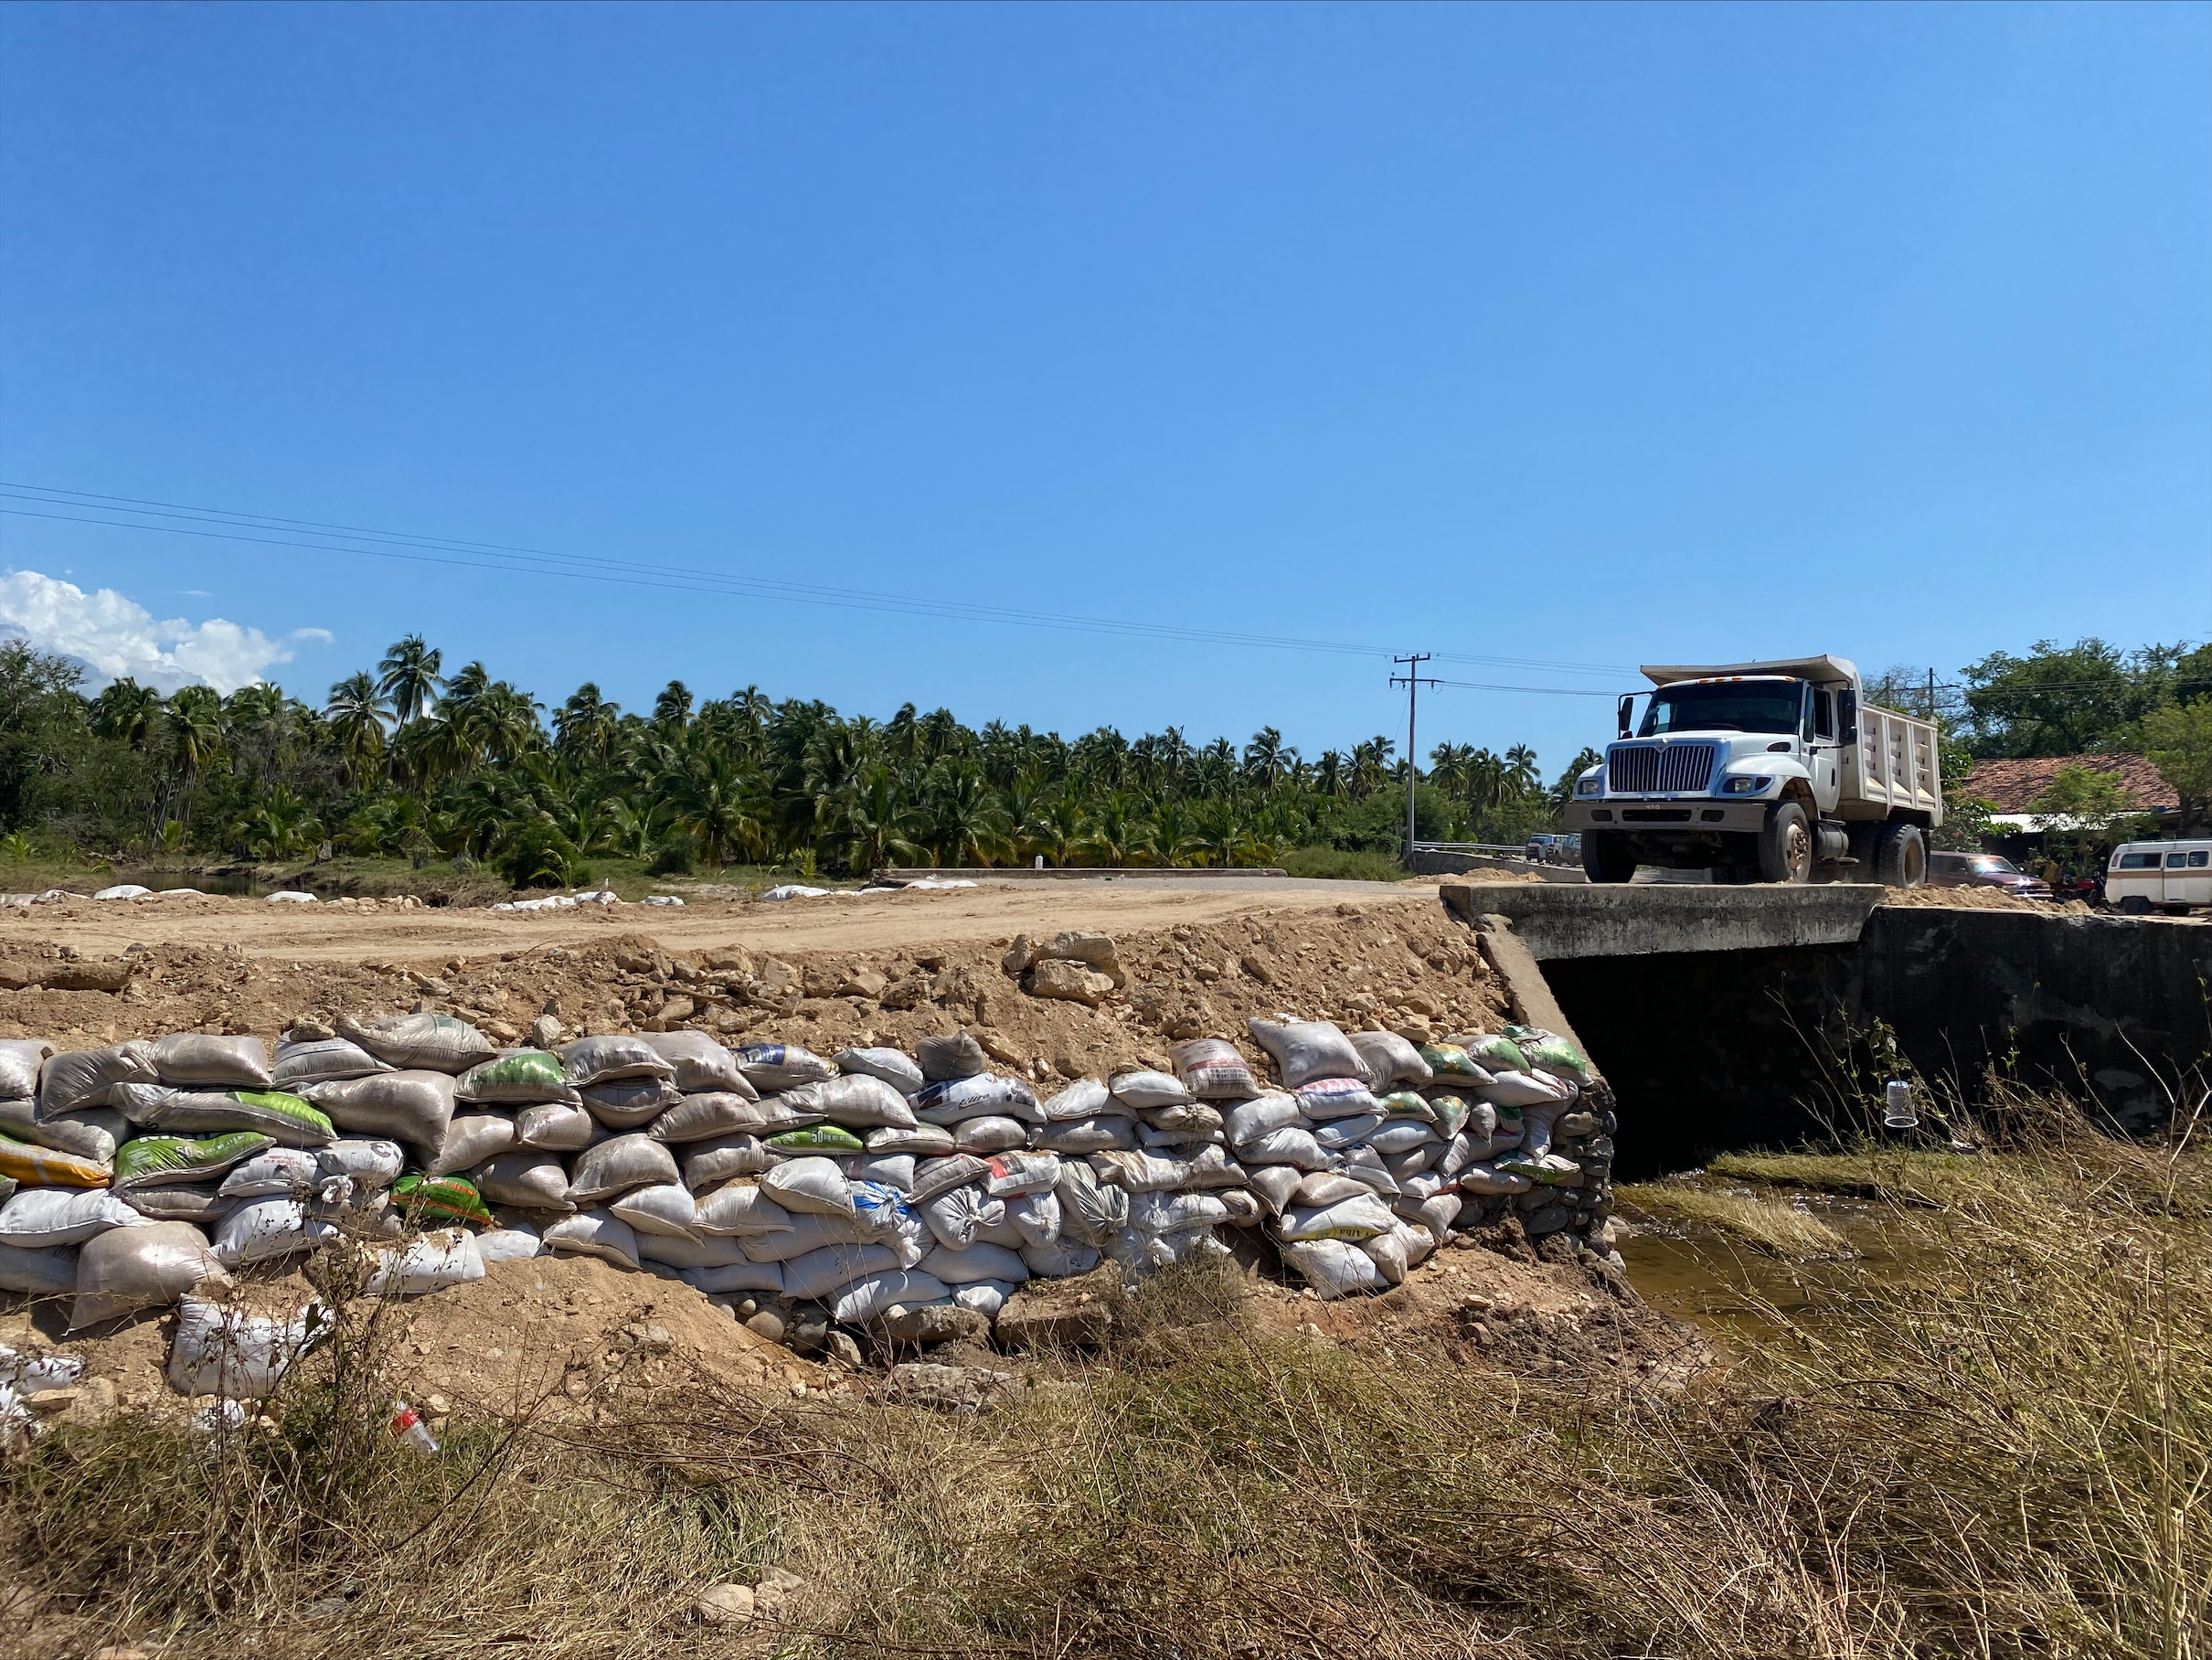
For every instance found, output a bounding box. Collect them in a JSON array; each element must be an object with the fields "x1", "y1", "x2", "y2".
[{"x1": 105, "y1": 867, "x2": 261, "y2": 897}]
